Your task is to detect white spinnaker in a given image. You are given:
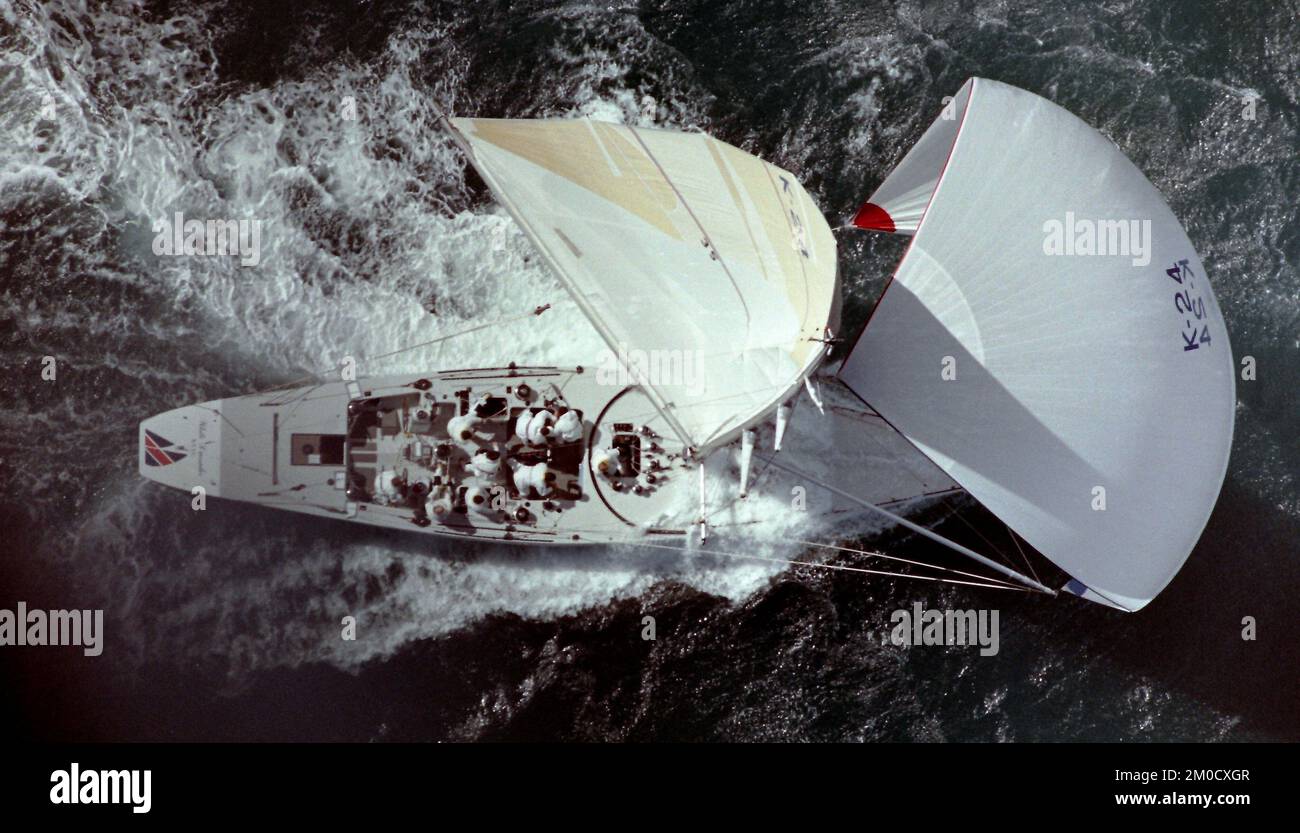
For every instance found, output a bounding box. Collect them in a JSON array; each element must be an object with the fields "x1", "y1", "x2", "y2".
[
  {"x1": 449, "y1": 118, "x2": 839, "y2": 453},
  {"x1": 839, "y1": 78, "x2": 1235, "y2": 611},
  {"x1": 850, "y1": 82, "x2": 973, "y2": 234}
]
